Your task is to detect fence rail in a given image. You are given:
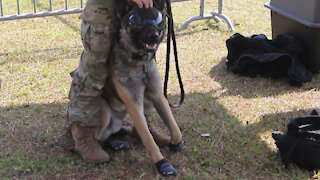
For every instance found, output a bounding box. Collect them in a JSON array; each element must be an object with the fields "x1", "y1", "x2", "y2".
[
  {"x1": 0, "y1": 0, "x2": 84, "y2": 21},
  {"x1": 0, "y1": 0, "x2": 183, "y2": 21},
  {"x1": 0, "y1": 0, "x2": 233, "y2": 31}
]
